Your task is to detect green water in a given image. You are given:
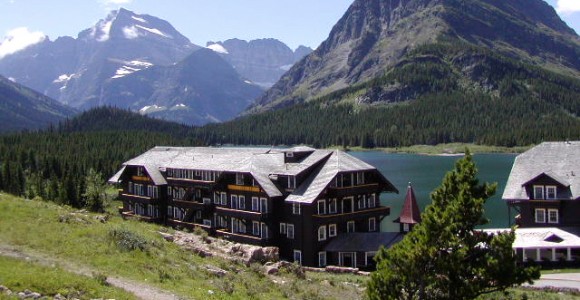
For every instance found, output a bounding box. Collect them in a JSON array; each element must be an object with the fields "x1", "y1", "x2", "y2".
[{"x1": 349, "y1": 152, "x2": 517, "y2": 232}]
